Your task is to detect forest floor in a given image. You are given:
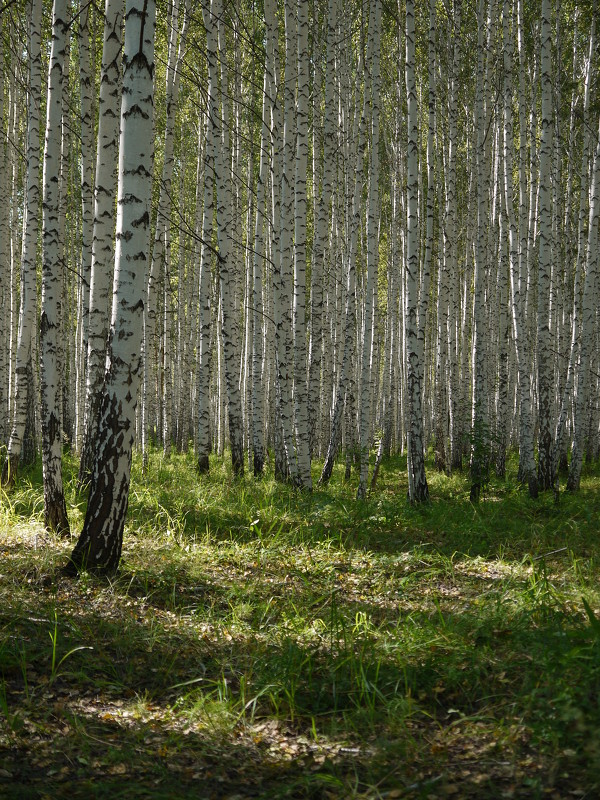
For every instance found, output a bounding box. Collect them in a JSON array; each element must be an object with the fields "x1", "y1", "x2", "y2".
[{"x1": 1, "y1": 450, "x2": 600, "y2": 799}]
